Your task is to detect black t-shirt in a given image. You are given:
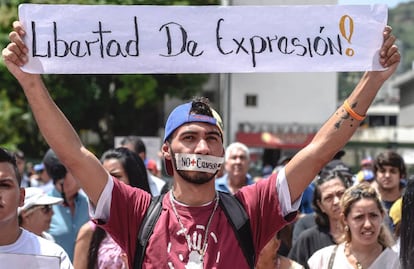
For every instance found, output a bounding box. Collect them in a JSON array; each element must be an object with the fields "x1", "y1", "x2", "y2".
[{"x1": 288, "y1": 225, "x2": 335, "y2": 269}]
